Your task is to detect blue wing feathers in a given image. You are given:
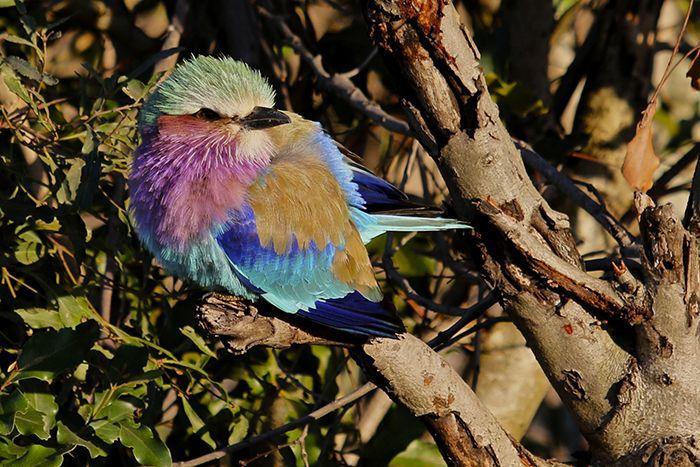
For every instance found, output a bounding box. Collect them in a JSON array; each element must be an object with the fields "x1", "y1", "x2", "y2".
[
  {"x1": 216, "y1": 206, "x2": 402, "y2": 337},
  {"x1": 351, "y1": 169, "x2": 411, "y2": 212}
]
